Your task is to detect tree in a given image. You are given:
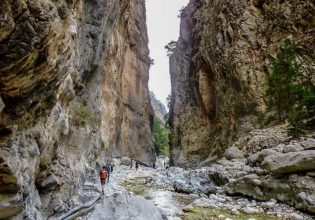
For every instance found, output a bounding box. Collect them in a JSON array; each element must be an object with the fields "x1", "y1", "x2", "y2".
[
  {"x1": 165, "y1": 41, "x2": 177, "y2": 56},
  {"x1": 152, "y1": 116, "x2": 169, "y2": 156},
  {"x1": 267, "y1": 39, "x2": 315, "y2": 135},
  {"x1": 267, "y1": 39, "x2": 300, "y2": 121}
]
